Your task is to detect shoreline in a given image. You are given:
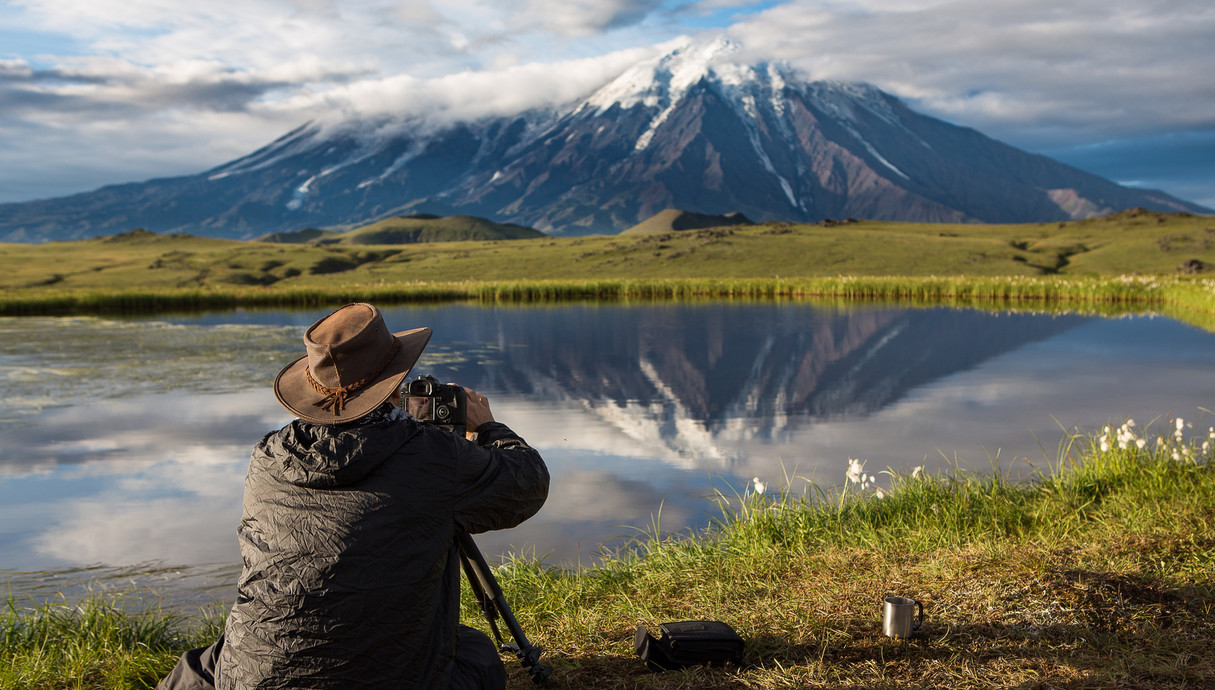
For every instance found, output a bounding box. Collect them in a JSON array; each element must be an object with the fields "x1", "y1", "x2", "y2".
[{"x1": 5, "y1": 420, "x2": 1214, "y2": 688}]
